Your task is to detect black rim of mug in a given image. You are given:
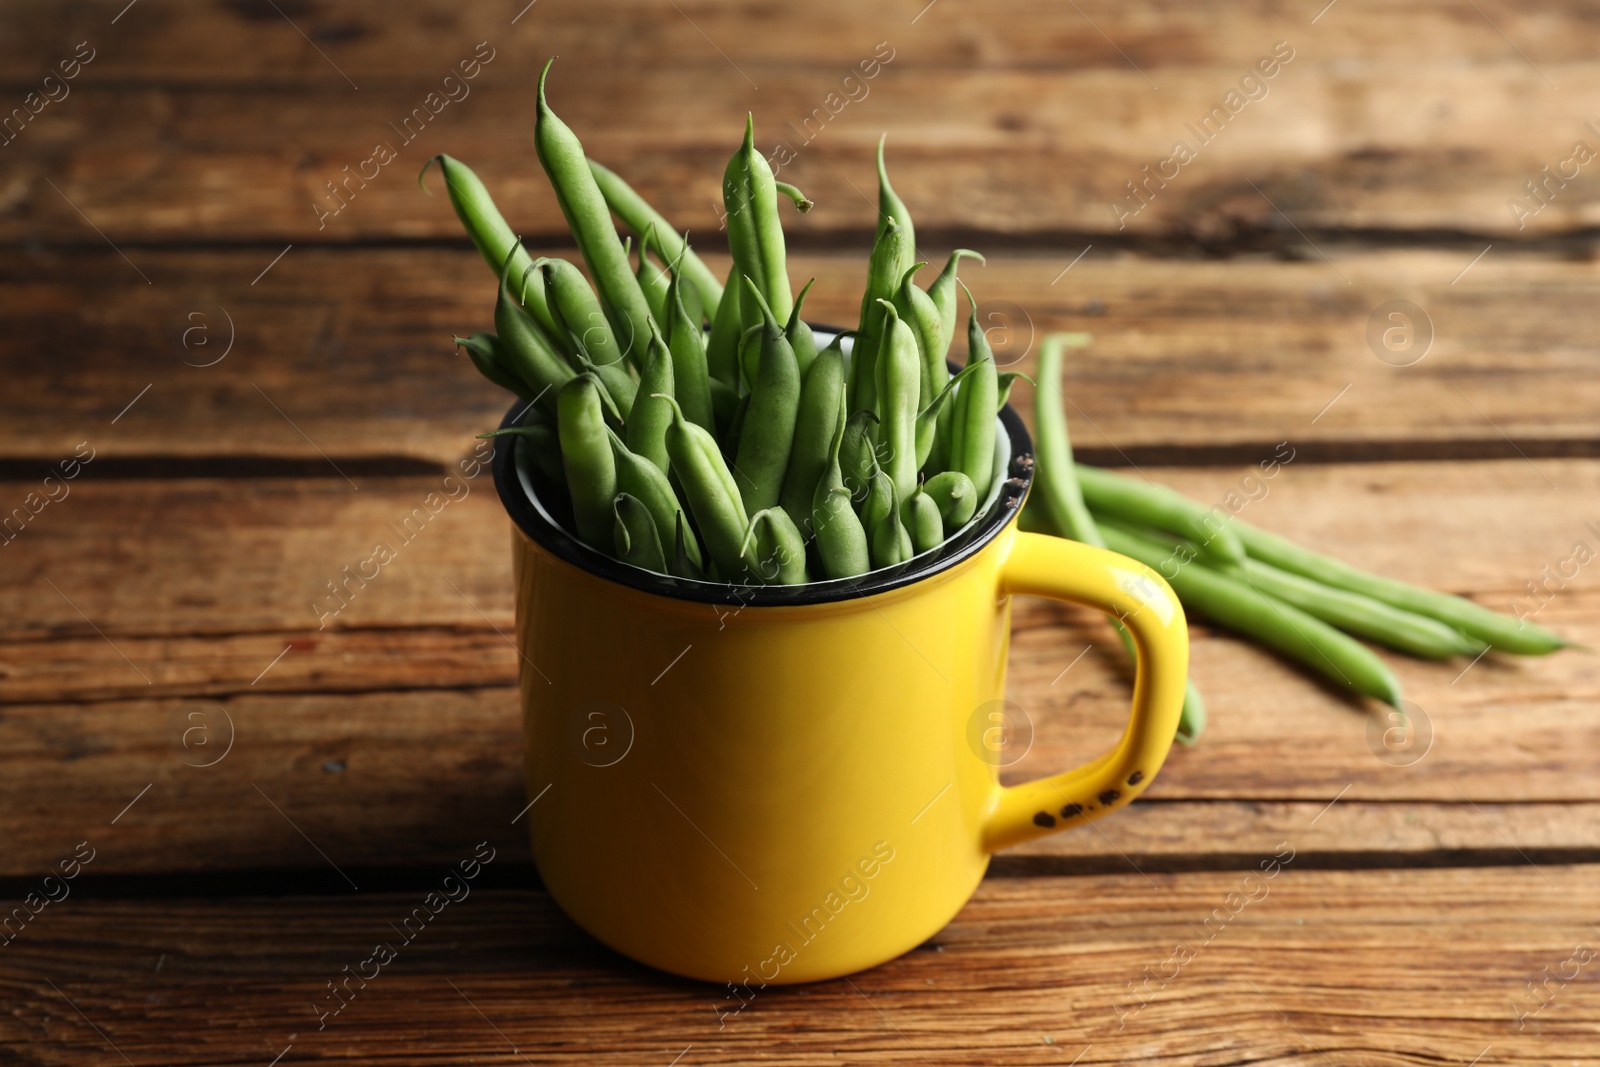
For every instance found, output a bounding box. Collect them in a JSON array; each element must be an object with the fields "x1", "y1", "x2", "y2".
[{"x1": 490, "y1": 330, "x2": 1036, "y2": 607}]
